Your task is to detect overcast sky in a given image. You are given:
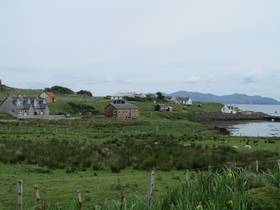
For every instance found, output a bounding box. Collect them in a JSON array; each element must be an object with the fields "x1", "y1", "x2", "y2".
[{"x1": 0, "y1": 0, "x2": 280, "y2": 98}]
